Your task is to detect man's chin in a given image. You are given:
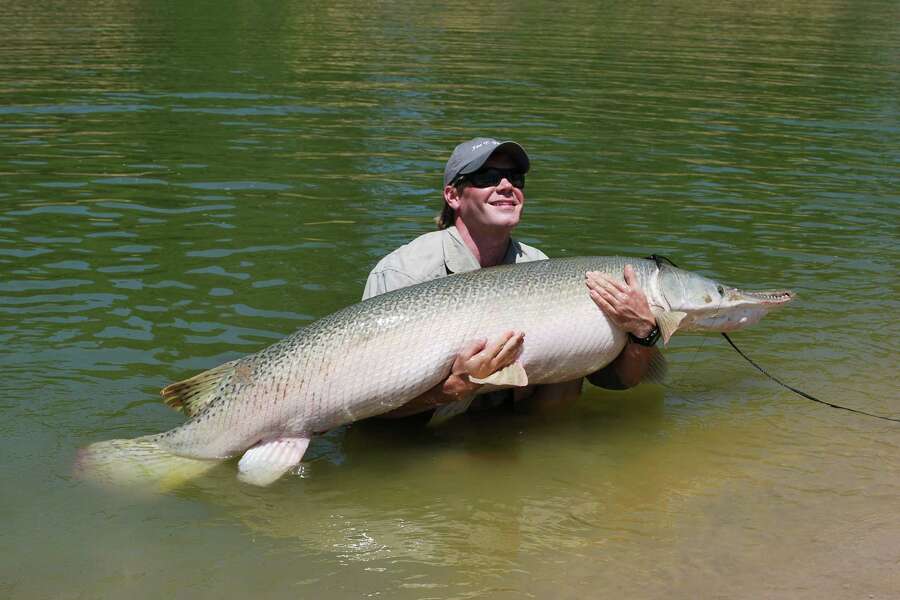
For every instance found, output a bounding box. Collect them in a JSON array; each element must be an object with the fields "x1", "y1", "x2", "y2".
[
  {"x1": 493, "y1": 218, "x2": 521, "y2": 230},
  {"x1": 487, "y1": 207, "x2": 521, "y2": 224}
]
